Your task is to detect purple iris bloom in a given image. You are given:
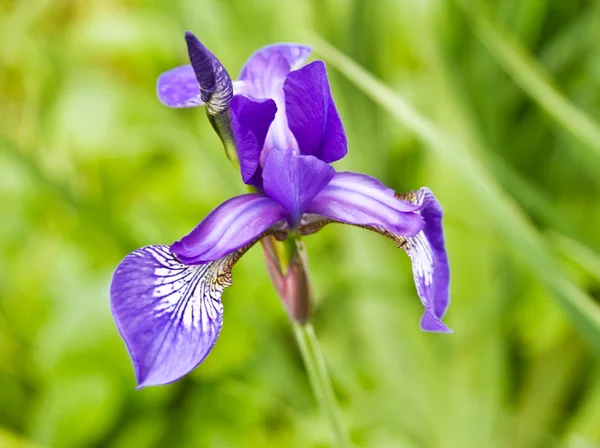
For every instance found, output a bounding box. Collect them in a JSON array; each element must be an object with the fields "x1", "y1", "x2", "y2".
[{"x1": 110, "y1": 32, "x2": 451, "y2": 388}]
